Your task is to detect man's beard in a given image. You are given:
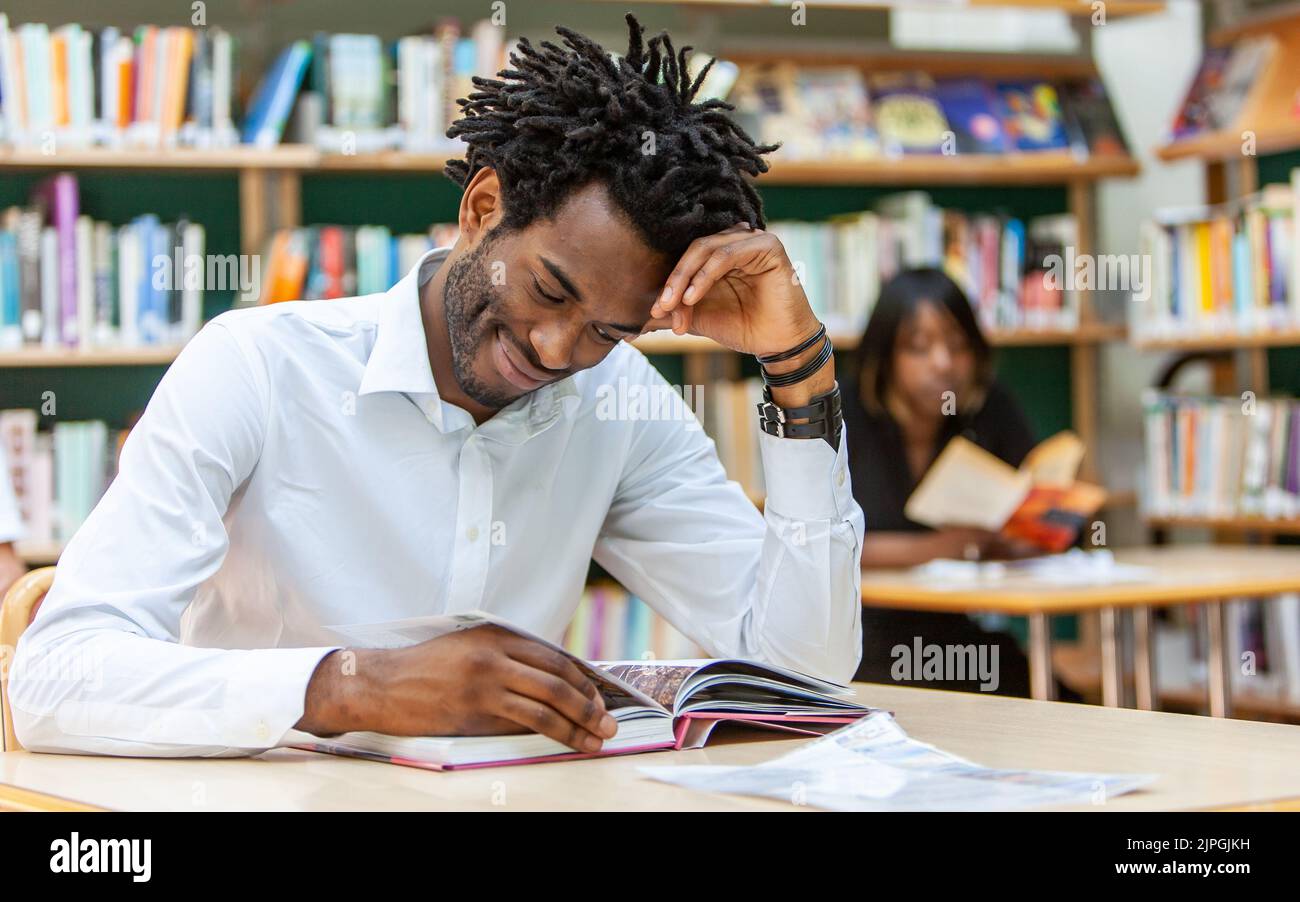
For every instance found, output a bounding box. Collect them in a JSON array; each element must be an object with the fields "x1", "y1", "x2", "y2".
[{"x1": 442, "y1": 234, "x2": 519, "y2": 410}]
